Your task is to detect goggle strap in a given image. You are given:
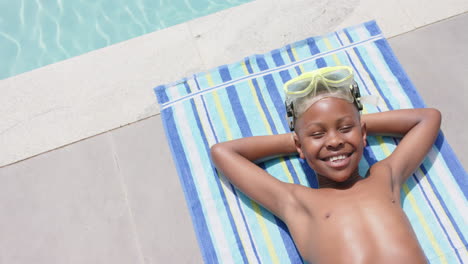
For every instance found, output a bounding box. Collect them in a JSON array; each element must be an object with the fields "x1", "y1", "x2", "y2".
[
  {"x1": 351, "y1": 82, "x2": 363, "y2": 111},
  {"x1": 285, "y1": 101, "x2": 295, "y2": 131}
]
